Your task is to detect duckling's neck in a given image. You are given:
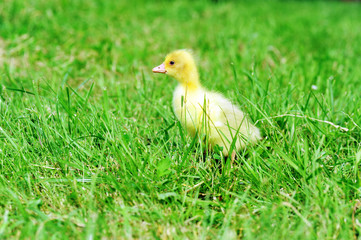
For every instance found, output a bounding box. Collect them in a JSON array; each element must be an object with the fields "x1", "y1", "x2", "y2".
[{"x1": 181, "y1": 70, "x2": 200, "y2": 91}]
